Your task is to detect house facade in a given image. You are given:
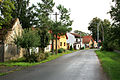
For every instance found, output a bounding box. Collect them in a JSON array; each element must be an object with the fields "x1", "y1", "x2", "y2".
[
  {"x1": 82, "y1": 36, "x2": 98, "y2": 48},
  {"x1": 67, "y1": 33, "x2": 76, "y2": 49},
  {"x1": 52, "y1": 34, "x2": 68, "y2": 50},
  {"x1": 70, "y1": 33, "x2": 84, "y2": 50},
  {"x1": 0, "y1": 18, "x2": 24, "y2": 62}
]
